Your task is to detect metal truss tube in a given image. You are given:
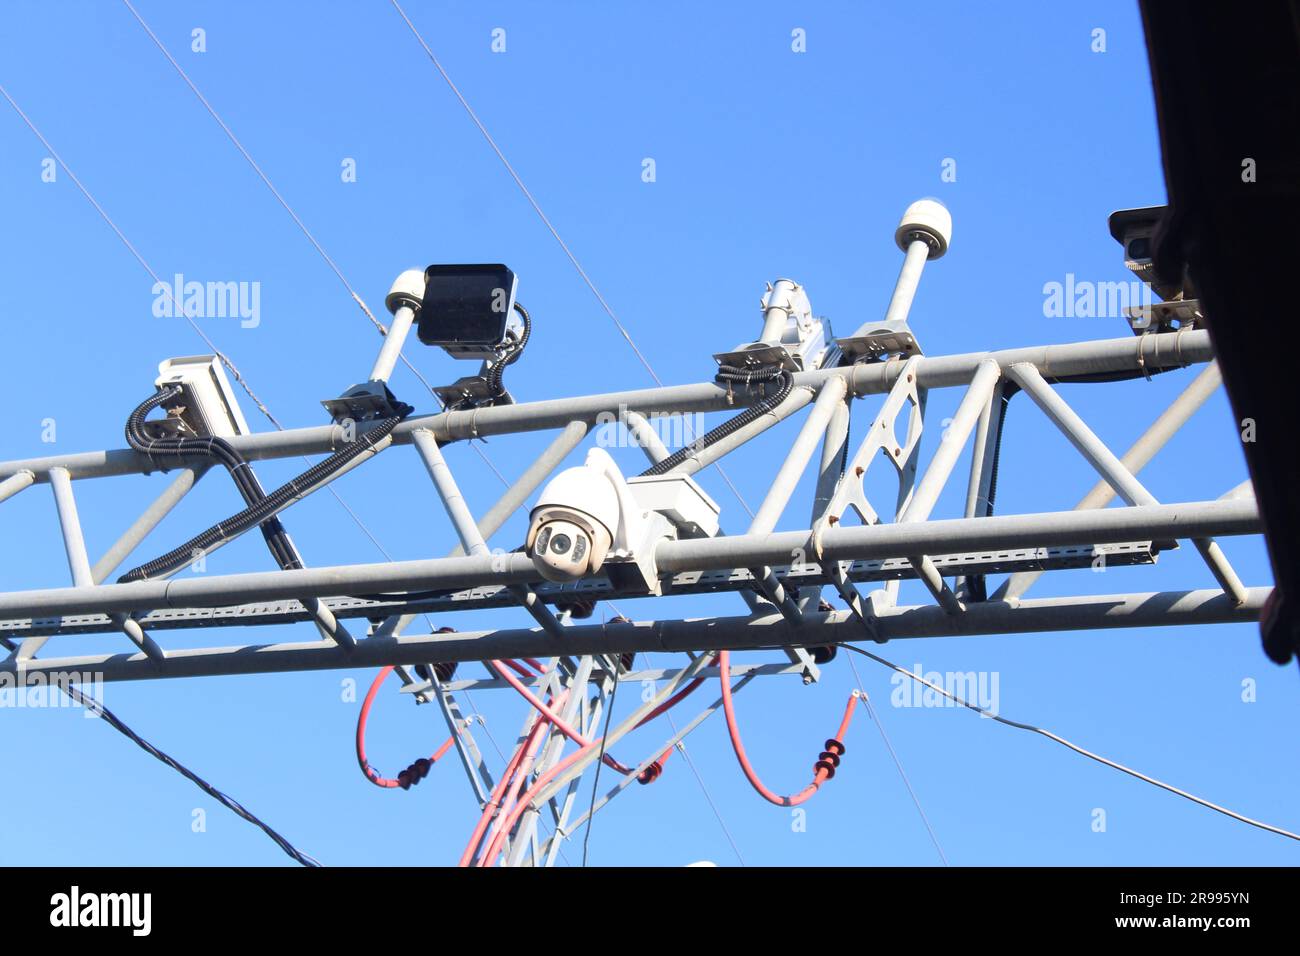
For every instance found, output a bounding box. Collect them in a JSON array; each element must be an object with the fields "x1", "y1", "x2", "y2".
[
  {"x1": 0, "y1": 499, "x2": 1258, "y2": 621},
  {"x1": 91, "y1": 466, "x2": 208, "y2": 584},
  {"x1": 1007, "y1": 363, "x2": 1157, "y2": 507},
  {"x1": 669, "y1": 384, "x2": 816, "y2": 477},
  {"x1": 0, "y1": 332, "x2": 1213, "y2": 483},
  {"x1": 449, "y1": 420, "x2": 588, "y2": 557},
  {"x1": 901, "y1": 361, "x2": 1001, "y2": 524},
  {"x1": 1221, "y1": 479, "x2": 1255, "y2": 502},
  {"x1": 412, "y1": 428, "x2": 489, "y2": 557},
  {"x1": 621, "y1": 409, "x2": 669, "y2": 465},
  {"x1": 810, "y1": 388, "x2": 851, "y2": 526},
  {"x1": 659, "y1": 498, "x2": 1260, "y2": 573},
  {"x1": 302, "y1": 598, "x2": 355, "y2": 650},
  {"x1": 509, "y1": 585, "x2": 567, "y2": 640},
  {"x1": 412, "y1": 427, "x2": 564, "y2": 635},
  {"x1": 750, "y1": 377, "x2": 847, "y2": 535},
  {"x1": 49, "y1": 467, "x2": 165, "y2": 664},
  {"x1": 1078, "y1": 361, "x2": 1223, "y2": 511},
  {"x1": 0, "y1": 469, "x2": 35, "y2": 503},
  {"x1": 2, "y1": 587, "x2": 1267, "y2": 684},
  {"x1": 963, "y1": 379, "x2": 1003, "y2": 520},
  {"x1": 49, "y1": 469, "x2": 93, "y2": 588},
  {"x1": 1007, "y1": 362, "x2": 1246, "y2": 604},
  {"x1": 1193, "y1": 538, "x2": 1249, "y2": 605},
  {"x1": 894, "y1": 361, "x2": 999, "y2": 613},
  {"x1": 880, "y1": 238, "x2": 932, "y2": 332},
  {"x1": 369, "y1": 304, "x2": 416, "y2": 384},
  {"x1": 999, "y1": 360, "x2": 1225, "y2": 601}
]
